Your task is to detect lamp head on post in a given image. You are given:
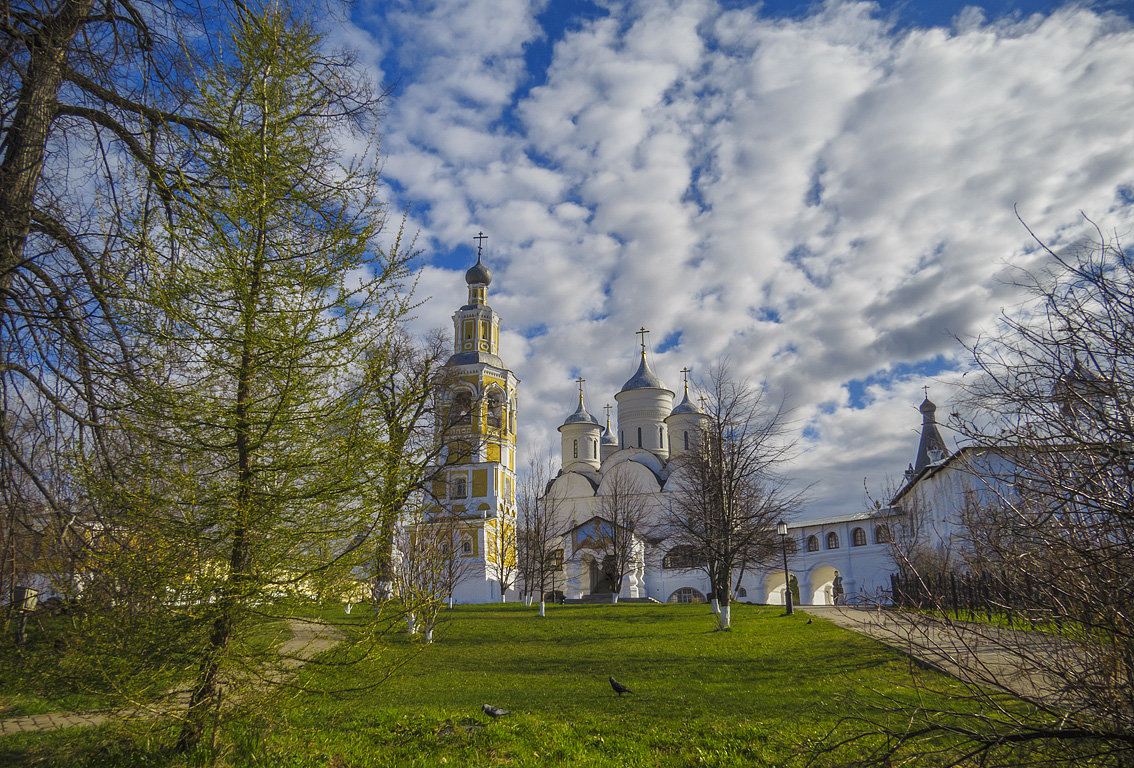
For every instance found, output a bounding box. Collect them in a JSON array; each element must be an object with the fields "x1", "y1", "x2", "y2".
[{"x1": 777, "y1": 520, "x2": 788, "y2": 537}]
